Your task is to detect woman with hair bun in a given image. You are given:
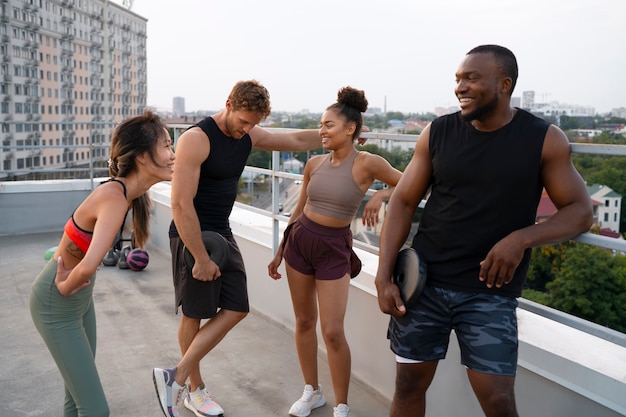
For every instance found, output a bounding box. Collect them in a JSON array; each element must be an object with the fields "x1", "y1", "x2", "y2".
[
  {"x1": 30, "y1": 111, "x2": 175, "y2": 417},
  {"x1": 268, "y1": 87, "x2": 402, "y2": 417}
]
